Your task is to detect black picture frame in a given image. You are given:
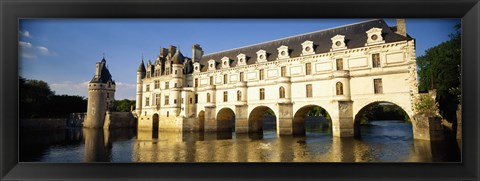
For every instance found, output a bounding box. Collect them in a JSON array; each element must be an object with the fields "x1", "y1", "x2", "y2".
[{"x1": 1, "y1": 0, "x2": 479, "y2": 180}]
